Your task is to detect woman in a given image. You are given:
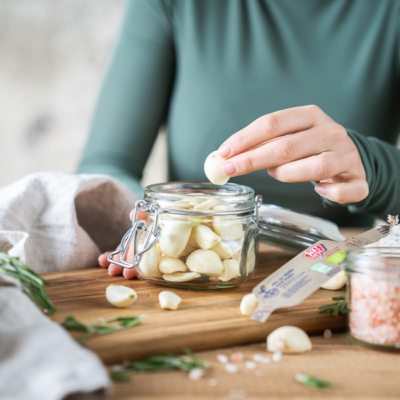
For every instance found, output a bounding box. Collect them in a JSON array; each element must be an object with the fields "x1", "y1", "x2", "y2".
[{"x1": 78, "y1": 0, "x2": 400, "y2": 278}]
